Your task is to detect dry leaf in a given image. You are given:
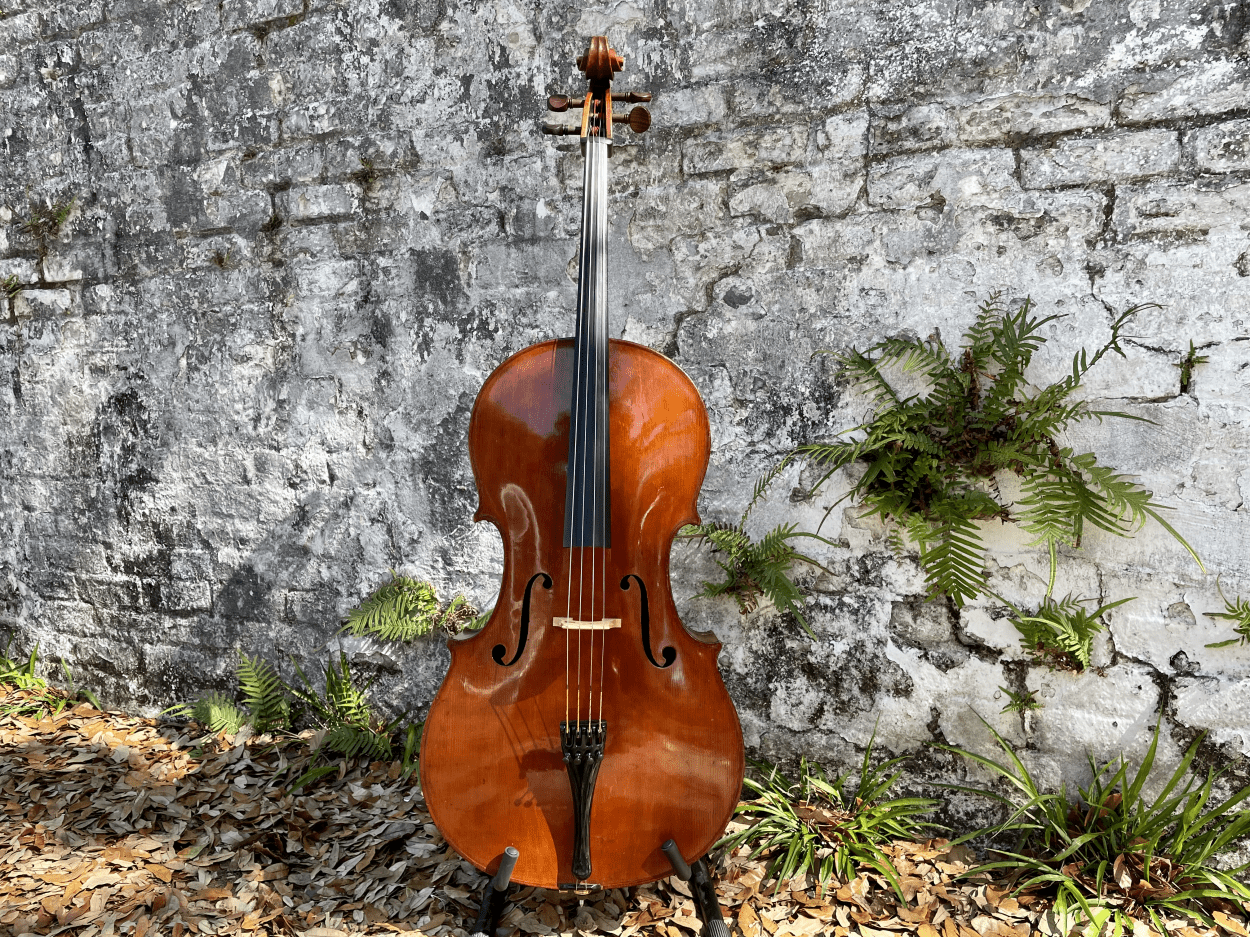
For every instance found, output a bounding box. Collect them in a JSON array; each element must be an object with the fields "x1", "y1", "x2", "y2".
[{"x1": 1215, "y1": 912, "x2": 1250, "y2": 937}]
